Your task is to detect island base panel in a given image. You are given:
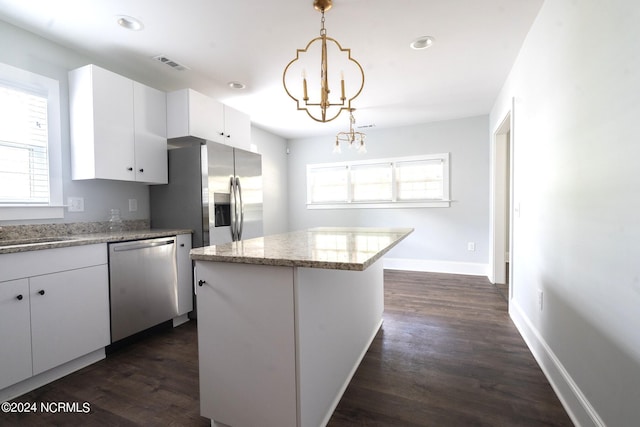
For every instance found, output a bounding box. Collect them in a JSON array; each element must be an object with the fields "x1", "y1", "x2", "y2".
[
  {"x1": 196, "y1": 259, "x2": 384, "y2": 427},
  {"x1": 196, "y1": 262, "x2": 297, "y2": 427},
  {"x1": 296, "y1": 260, "x2": 384, "y2": 427}
]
